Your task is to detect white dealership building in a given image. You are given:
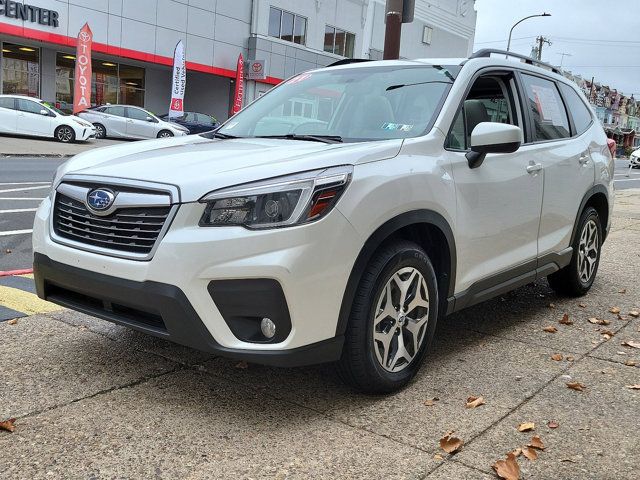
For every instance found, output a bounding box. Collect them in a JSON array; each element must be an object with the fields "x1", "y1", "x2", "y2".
[{"x1": 0, "y1": 0, "x2": 476, "y2": 121}]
